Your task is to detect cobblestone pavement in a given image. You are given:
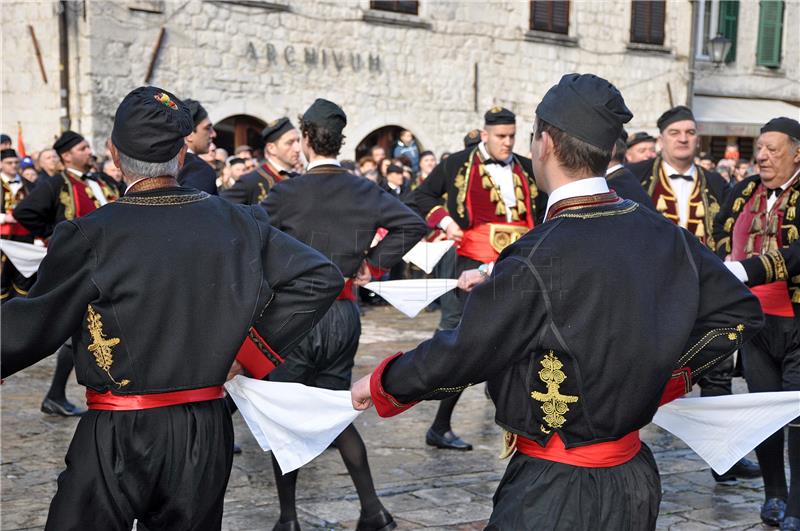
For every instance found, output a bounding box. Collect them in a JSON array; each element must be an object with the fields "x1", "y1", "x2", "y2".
[{"x1": 1, "y1": 306, "x2": 786, "y2": 530}]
